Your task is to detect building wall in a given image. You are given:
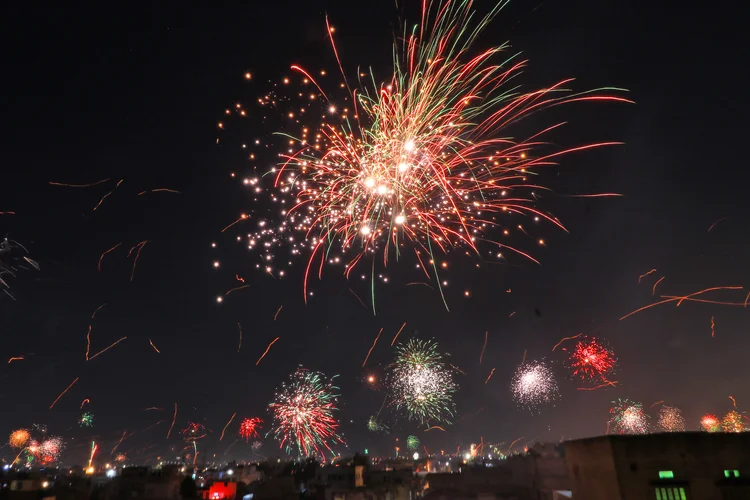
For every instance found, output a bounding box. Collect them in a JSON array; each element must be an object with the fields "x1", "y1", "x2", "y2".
[
  {"x1": 566, "y1": 433, "x2": 750, "y2": 500},
  {"x1": 564, "y1": 437, "x2": 621, "y2": 500}
]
